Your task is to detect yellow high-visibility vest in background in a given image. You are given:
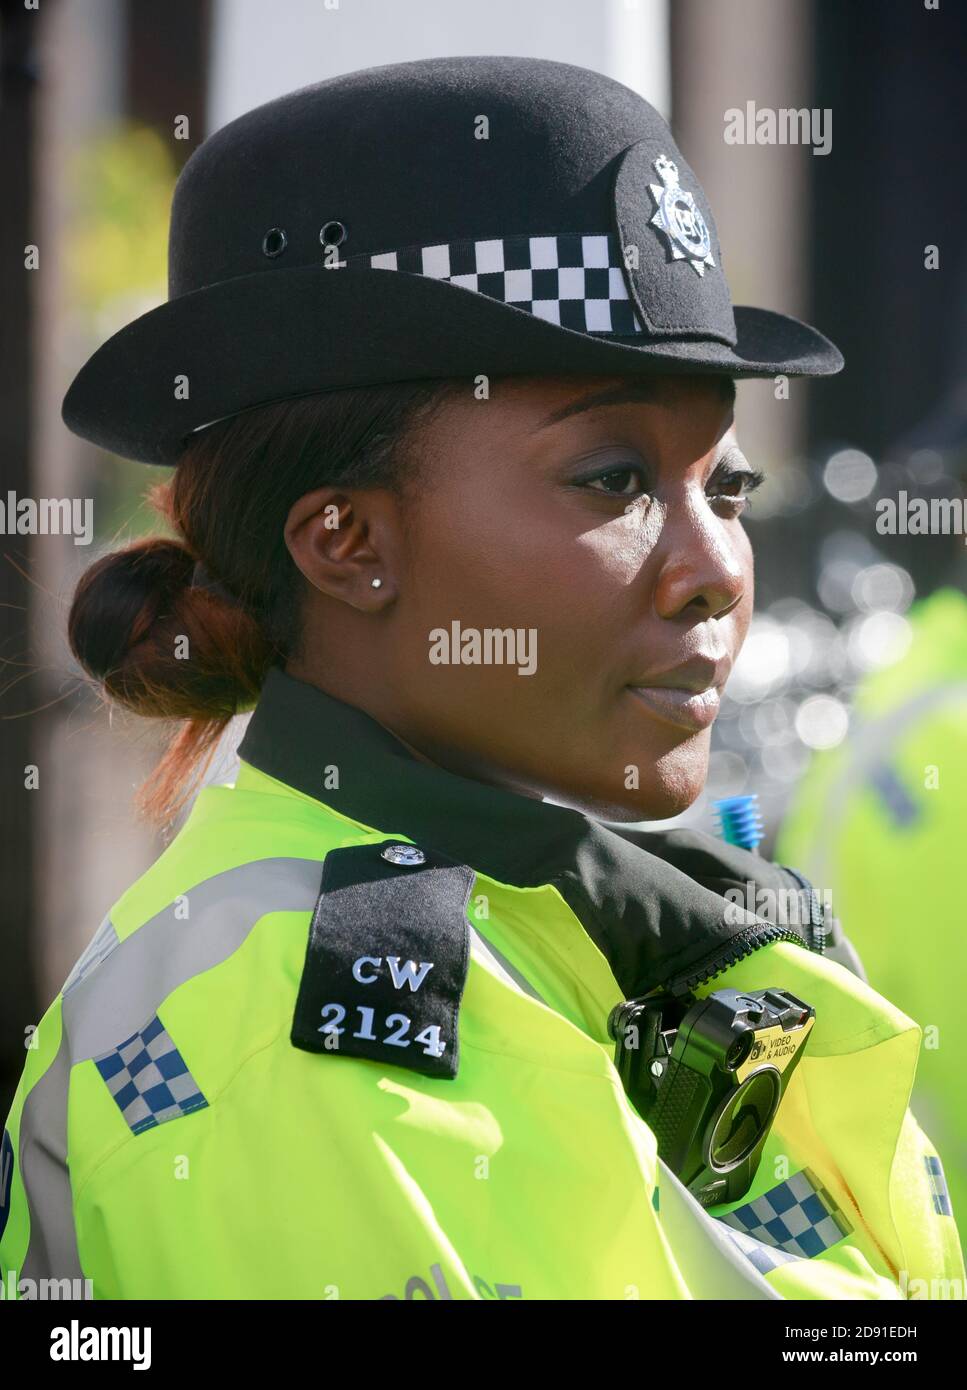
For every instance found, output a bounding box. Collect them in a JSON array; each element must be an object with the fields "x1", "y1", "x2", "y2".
[{"x1": 780, "y1": 586, "x2": 967, "y2": 1260}]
